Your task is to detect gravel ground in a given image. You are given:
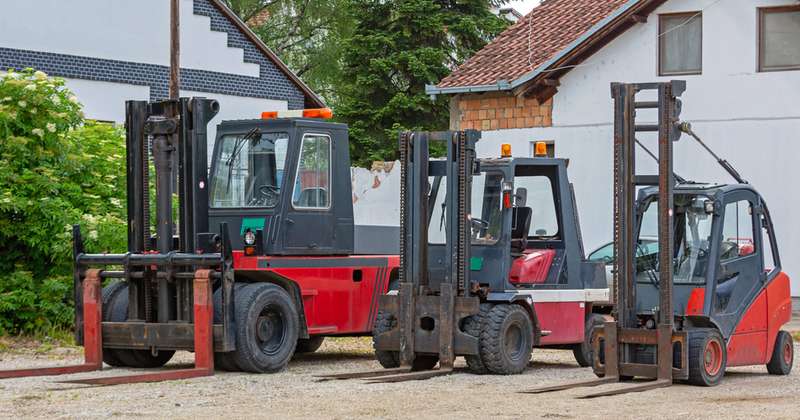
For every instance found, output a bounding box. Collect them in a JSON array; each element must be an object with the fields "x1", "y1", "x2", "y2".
[{"x1": 0, "y1": 337, "x2": 798, "y2": 419}]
